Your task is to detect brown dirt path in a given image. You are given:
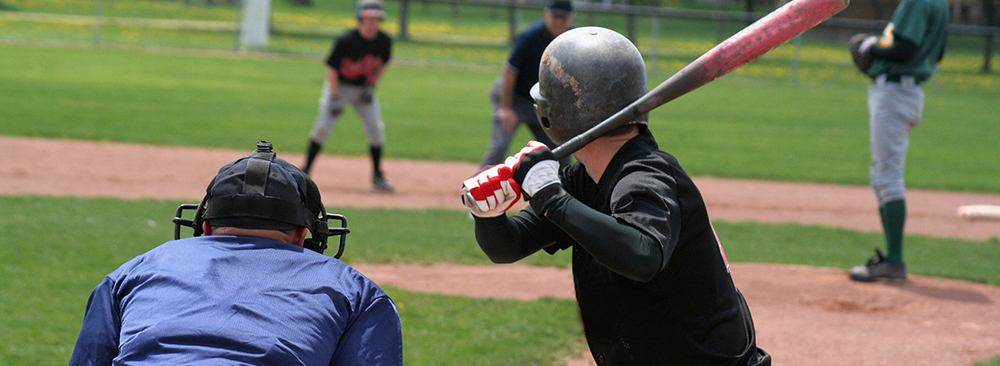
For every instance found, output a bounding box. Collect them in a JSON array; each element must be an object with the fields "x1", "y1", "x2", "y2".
[{"x1": 5, "y1": 136, "x2": 1000, "y2": 366}]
